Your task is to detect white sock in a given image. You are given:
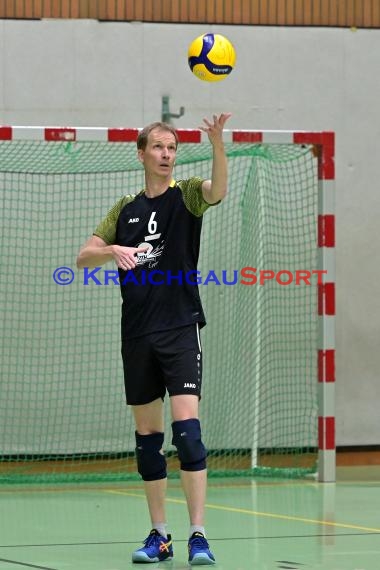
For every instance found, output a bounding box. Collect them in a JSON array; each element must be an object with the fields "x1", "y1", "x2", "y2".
[
  {"x1": 190, "y1": 525, "x2": 205, "y2": 537},
  {"x1": 153, "y1": 523, "x2": 167, "y2": 538}
]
